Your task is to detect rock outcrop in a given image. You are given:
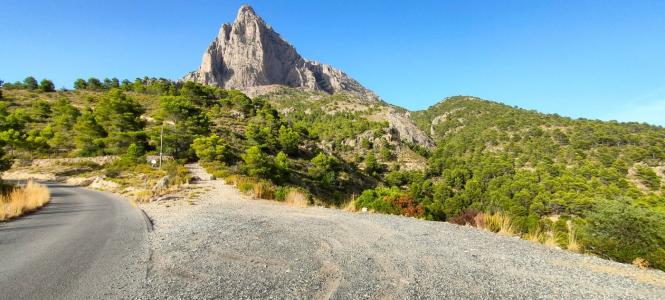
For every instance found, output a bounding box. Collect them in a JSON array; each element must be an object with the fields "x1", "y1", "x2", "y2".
[
  {"x1": 385, "y1": 110, "x2": 435, "y2": 147},
  {"x1": 184, "y1": 5, "x2": 379, "y2": 102}
]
